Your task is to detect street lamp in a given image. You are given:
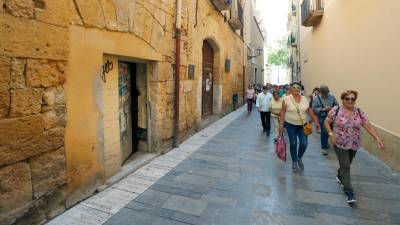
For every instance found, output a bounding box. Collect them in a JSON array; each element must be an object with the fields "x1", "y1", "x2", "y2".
[{"x1": 247, "y1": 47, "x2": 263, "y2": 60}]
